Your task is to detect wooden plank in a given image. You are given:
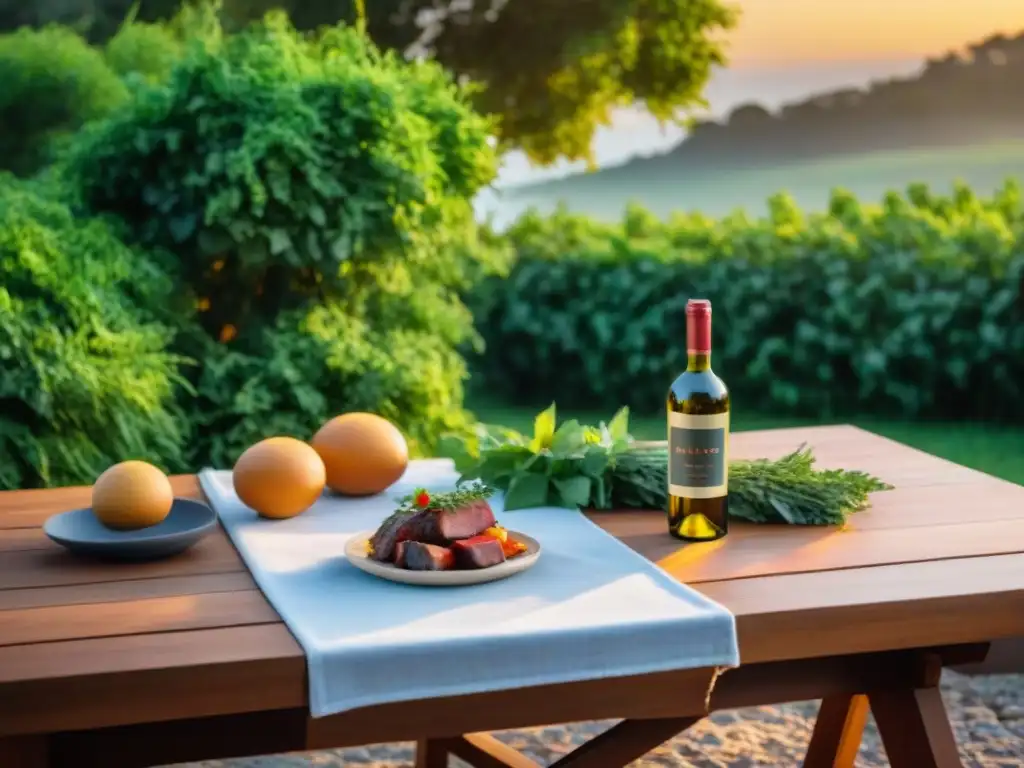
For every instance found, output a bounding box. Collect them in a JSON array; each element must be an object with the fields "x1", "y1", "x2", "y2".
[
  {"x1": 821, "y1": 483, "x2": 1024, "y2": 530},
  {"x1": 0, "y1": 590, "x2": 278, "y2": 647},
  {"x1": 0, "y1": 528, "x2": 52, "y2": 553},
  {"x1": 0, "y1": 475, "x2": 202, "y2": 529},
  {"x1": 305, "y1": 667, "x2": 714, "y2": 751},
  {"x1": 697, "y1": 553, "x2": 1024, "y2": 664},
  {"x1": 0, "y1": 623, "x2": 300, "y2": 685},
  {"x1": 0, "y1": 571, "x2": 256, "y2": 611},
  {"x1": 954, "y1": 637, "x2": 1024, "y2": 676},
  {"x1": 0, "y1": 624, "x2": 305, "y2": 736},
  {"x1": 0, "y1": 572, "x2": 256, "y2": 611},
  {"x1": 0, "y1": 736, "x2": 48, "y2": 768},
  {"x1": 0, "y1": 531, "x2": 243, "y2": 591},
  {"x1": 659, "y1": 516, "x2": 1024, "y2": 583},
  {"x1": 47, "y1": 709, "x2": 309, "y2": 768},
  {"x1": 709, "y1": 646, "x2": 985, "y2": 715},
  {"x1": 589, "y1": 480, "x2": 1024, "y2": 583},
  {"x1": 723, "y1": 424, "x2": 989, "y2": 477}
]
